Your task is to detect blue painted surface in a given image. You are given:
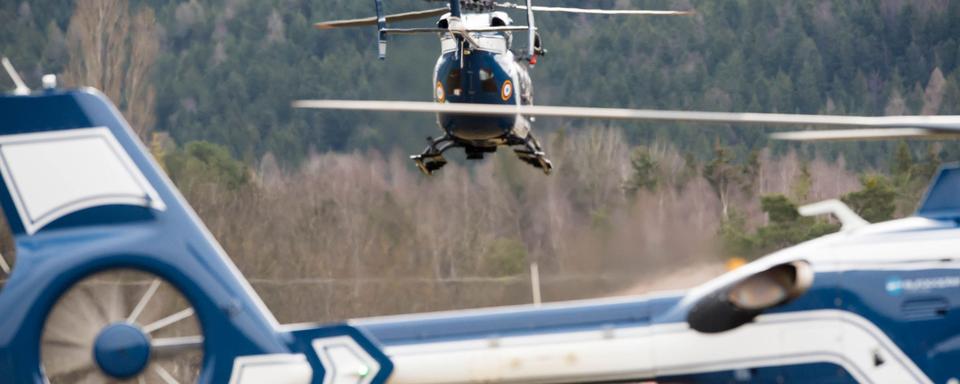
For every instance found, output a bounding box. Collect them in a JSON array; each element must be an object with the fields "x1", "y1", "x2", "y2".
[
  {"x1": 917, "y1": 163, "x2": 960, "y2": 219},
  {"x1": 358, "y1": 294, "x2": 680, "y2": 346},
  {"x1": 435, "y1": 49, "x2": 518, "y2": 141},
  {"x1": 839, "y1": 267, "x2": 960, "y2": 383},
  {"x1": 94, "y1": 323, "x2": 152, "y2": 379},
  {"x1": 660, "y1": 363, "x2": 857, "y2": 384}
]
